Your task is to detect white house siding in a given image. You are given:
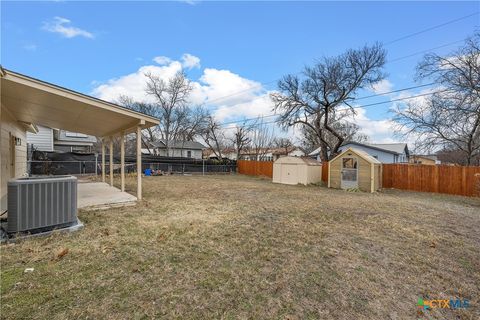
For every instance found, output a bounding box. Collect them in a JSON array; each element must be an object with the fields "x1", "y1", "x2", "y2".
[
  {"x1": 1, "y1": 105, "x2": 28, "y2": 211},
  {"x1": 339, "y1": 144, "x2": 397, "y2": 163},
  {"x1": 26, "y1": 125, "x2": 54, "y2": 151},
  {"x1": 157, "y1": 148, "x2": 203, "y2": 159},
  {"x1": 289, "y1": 149, "x2": 305, "y2": 157}
]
